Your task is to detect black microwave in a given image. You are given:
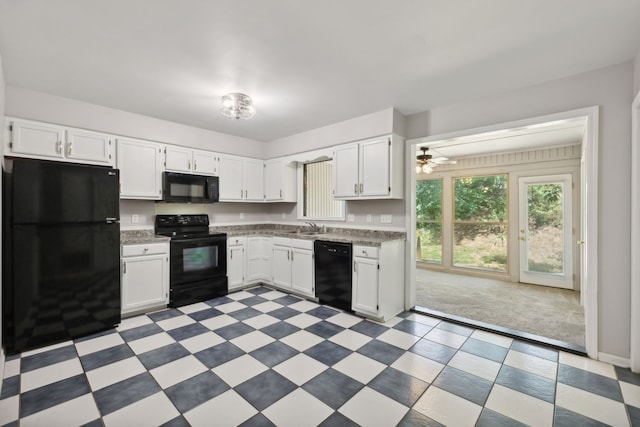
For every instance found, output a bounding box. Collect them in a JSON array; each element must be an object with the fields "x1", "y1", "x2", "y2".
[{"x1": 162, "y1": 172, "x2": 219, "y2": 203}]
